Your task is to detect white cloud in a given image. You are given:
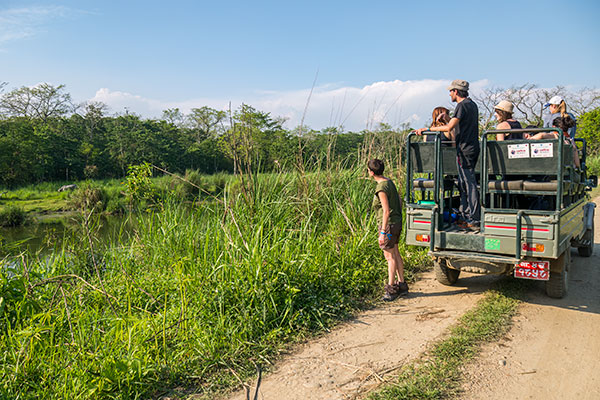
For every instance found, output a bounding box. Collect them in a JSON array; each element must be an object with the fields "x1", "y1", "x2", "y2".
[
  {"x1": 0, "y1": 6, "x2": 71, "y2": 45},
  {"x1": 89, "y1": 78, "x2": 490, "y2": 131}
]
